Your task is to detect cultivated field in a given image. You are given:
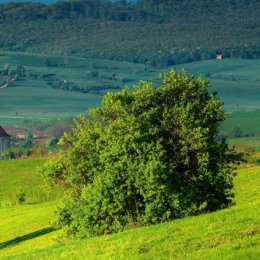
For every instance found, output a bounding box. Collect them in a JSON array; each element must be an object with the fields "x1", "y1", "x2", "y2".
[
  {"x1": 175, "y1": 59, "x2": 260, "y2": 112},
  {"x1": 0, "y1": 159, "x2": 259, "y2": 260},
  {"x1": 229, "y1": 137, "x2": 260, "y2": 151},
  {"x1": 0, "y1": 52, "x2": 161, "y2": 125},
  {"x1": 0, "y1": 52, "x2": 260, "y2": 133}
]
